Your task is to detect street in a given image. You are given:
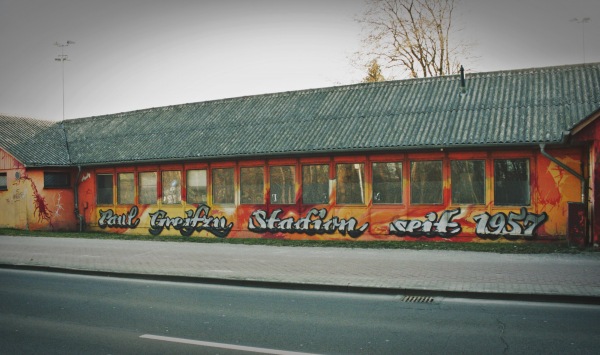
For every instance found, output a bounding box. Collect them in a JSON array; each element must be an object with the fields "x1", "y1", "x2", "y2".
[{"x1": 0, "y1": 268, "x2": 599, "y2": 354}]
